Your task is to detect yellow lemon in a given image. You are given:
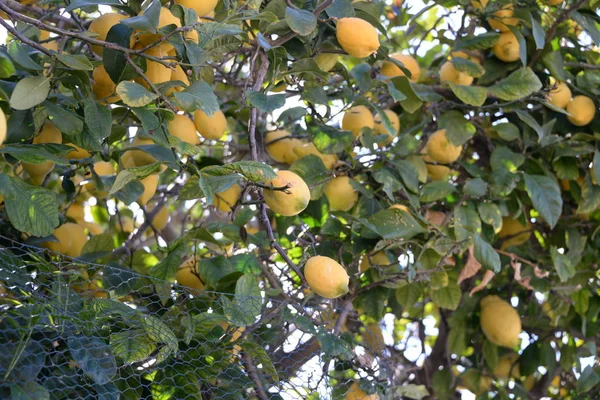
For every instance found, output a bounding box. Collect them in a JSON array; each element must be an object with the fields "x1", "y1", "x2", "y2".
[
  {"x1": 488, "y1": 4, "x2": 519, "y2": 32},
  {"x1": 194, "y1": 109, "x2": 227, "y2": 140},
  {"x1": 168, "y1": 113, "x2": 199, "y2": 145},
  {"x1": 425, "y1": 129, "x2": 462, "y2": 164},
  {"x1": 92, "y1": 65, "x2": 120, "y2": 104},
  {"x1": 168, "y1": 65, "x2": 190, "y2": 95},
  {"x1": 293, "y1": 143, "x2": 338, "y2": 169},
  {"x1": 213, "y1": 183, "x2": 242, "y2": 212},
  {"x1": 494, "y1": 353, "x2": 521, "y2": 380},
  {"x1": 324, "y1": 176, "x2": 359, "y2": 212},
  {"x1": 66, "y1": 202, "x2": 85, "y2": 223},
  {"x1": 42, "y1": 224, "x2": 73, "y2": 254},
  {"x1": 547, "y1": 81, "x2": 571, "y2": 109},
  {"x1": 265, "y1": 130, "x2": 303, "y2": 164},
  {"x1": 263, "y1": 171, "x2": 310, "y2": 216},
  {"x1": 381, "y1": 53, "x2": 420, "y2": 82},
  {"x1": 439, "y1": 61, "x2": 474, "y2": 86},
  {"x1": 304, "y1": 255, "x2": 349, "y2": 299},
  {"x1": 176, "y1": 257, "x2": 205, "y2": 292},
  {"x1": 175, "y1": 0, "x2": 218, "y2": 16},
  {"x1": 336, "y1": 17, "x2": 380, "y2": 58},
  {"x1": 138, "y1": 174, "x2": 159, "y2": 206},
  {"x1": 149, "y1": 203, "x2": 169, "y2": 231},
  {"x1": 493, "y1": 31, "x2": 520, "y2": 63},
  {"x1": 129, "y1": 137, "x2": 156, "y2": 167},
  {"x1": 566, "y1": 95, "x2": 596, "y2": 126},
  {"x1": 360, "y1": 251, "x2": 389, "y2": 272},
  {"x1": 34, "y1": 122, "x2": 62, "y2": 144},
  {"x1": 93, "y1": 161, "x2": 116, "y2": 177},
  {"x1": 88, "y1": 13, "x2": 132, "y2": 55},
  {"x1": 63, "y1": 223, "x2": 88, "y2": 257},
  {"x1": 0, "y1": 107, "x2": 6, "y2": 144},
  {"x1": 346, "y1": 382, "x2": 379, "y2": 400},
  {"x1": 315, "y1": 52, "x2": 339, "y2": 72},
  {"x1": 373, "y1": 110, "x2": 400, "y2": 145},
  {"x1": 22, "y1": 161, "x2": 54, "y2": 185},
  {"x1": 480, "y1": 295, "x2": 522, "y2": 348},
  {"x1": 341, "y1": 105, "x2": 374, "y2": 138},
  {"x1": 65, "y1": 143, "x2": 91, "y2": 160},
  {"x1": 141, "y1": 43, "x2": 173, "y2": 85},
  {"x1": 137, "y1": 7, "x2": 181, "y2": 50},
  {"x1": 498, "y1": 216, "x2": 531, "y2": 249}
]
